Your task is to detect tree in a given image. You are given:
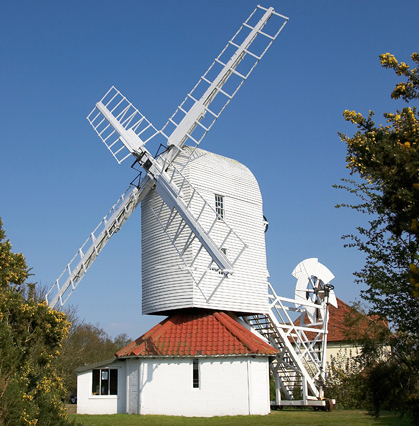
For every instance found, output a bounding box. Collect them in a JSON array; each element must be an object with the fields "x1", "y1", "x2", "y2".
[
  {"x1": 337, "y1": 51, "x2": 419, "y2": 333},
  {"x1": 0, "y1": 218, "x2": 76, "y2": 425},
  {"x1": 337, "y1": 51, "x2": 419, "y2": 423},
  {"x1": 325, "y1": 348, "x2": 366, "y2": 409},
  {"x1": 54, "y1": 314, "x2": 131, "y2": 395}
]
